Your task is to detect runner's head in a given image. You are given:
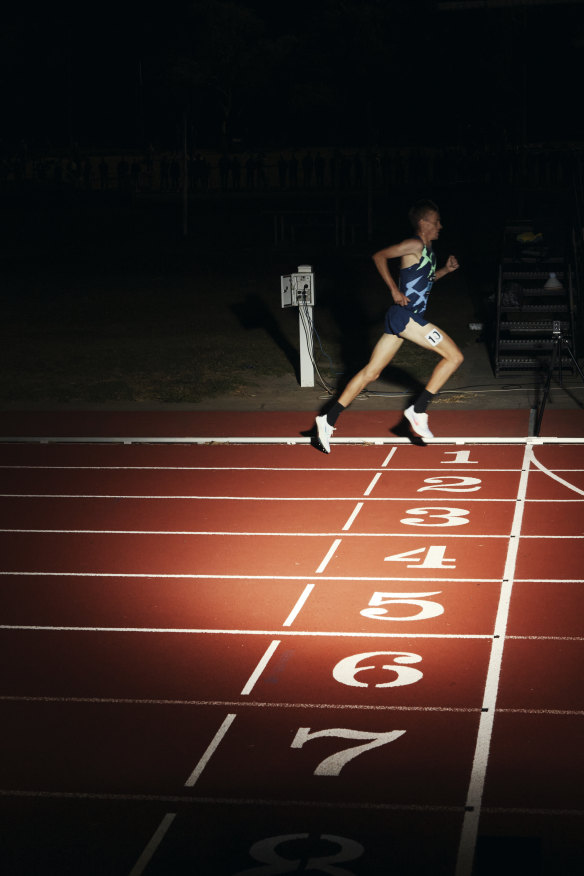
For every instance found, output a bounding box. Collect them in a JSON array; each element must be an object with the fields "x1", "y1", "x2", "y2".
[
  {"x1": 409, "y1": 199, "x2": 442, "y2": 241},
  {"x1": 409, "y1": 199, "x2": 440, "y2": 229}
]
